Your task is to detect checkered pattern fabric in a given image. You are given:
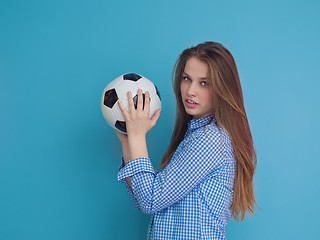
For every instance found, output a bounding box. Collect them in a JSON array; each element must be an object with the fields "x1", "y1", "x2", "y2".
[{"x1": 117, "y1": 115, "x2": 236, "y2": 239}]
